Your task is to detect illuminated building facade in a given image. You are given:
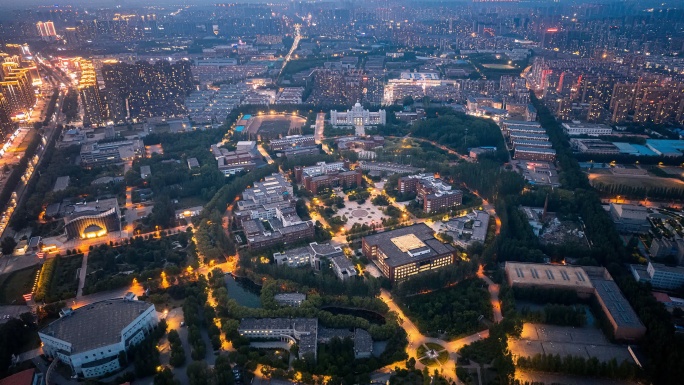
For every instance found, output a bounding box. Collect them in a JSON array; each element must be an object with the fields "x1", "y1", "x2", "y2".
[
  {"x1": 39, "y1": 297, "x2": 158, "y2": 378},
  {"x1": 330, "y1": 102, "x2": 386, "y2": 127},
  {"x1": 362, "y1": 223, "x2": 457, "y2": 281},
  {"x1": 36, "y1": 21, "x2": 57, "y2": 41},
  {"x1": 63, "y1": 198, "x2": 121, "y2": 240},
  {"x1": 78, "y1": 59, "x2": 105, "y2": 127}
]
